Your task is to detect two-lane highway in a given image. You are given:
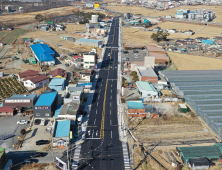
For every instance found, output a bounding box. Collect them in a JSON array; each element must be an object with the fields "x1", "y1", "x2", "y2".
[{"x1": 76, "y1": 17, "x2": 125, "y2": 170}]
